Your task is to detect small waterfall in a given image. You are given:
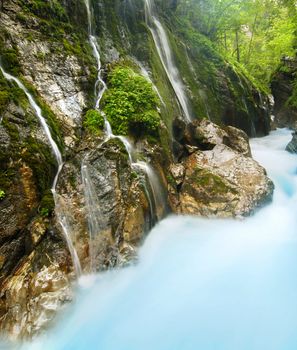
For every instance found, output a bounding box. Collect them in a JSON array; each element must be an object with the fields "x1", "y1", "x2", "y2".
[
  {"x1": 144, "y1": 0, "x2": 192, "y2": 122},
  {"x1": 81, "y1": 162, "x2": 104, "y2": 272},
  {"x1": 135, "y1": 59, "x2": 166, "y2": 106},
  {"x1": 81, "y1": 0, "x2": 167, "y2": 271},
  {"x1": 54, "y1": 194, "x2": 82, "y2": 276},
  {"x1": 132, "y1": 161, "x2": 166, "y2": 221},
  {"x1": 0, "y1": 66, "x2": 63, "y2": 182},
  {"x1": 0, "y1": 65, "x2": 82, "y2": 277}
]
